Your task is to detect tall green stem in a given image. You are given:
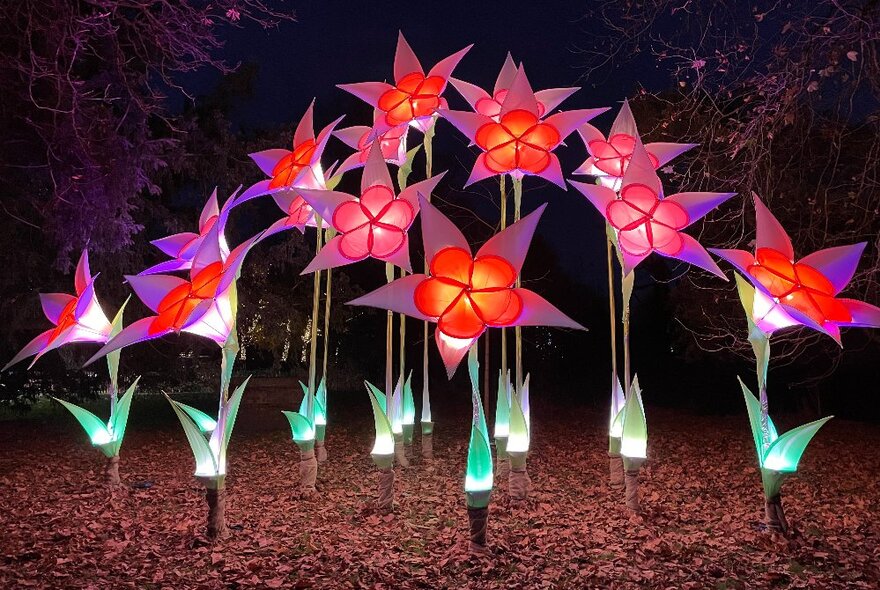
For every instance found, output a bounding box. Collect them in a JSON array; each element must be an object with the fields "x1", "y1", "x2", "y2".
[
  {"x1": 512, "y1": 175, "x2": 523, "y2": 392},
  {"x1": 385, "y1": 262, "x2": 394, "y2": 398},
  {"x1": 307, "y1": 218, "x2": 324, "y2": 422},
  {"x1": 499, "y1": 175, "x2": 508, "y2": 388},
  {"x1": 607, "y1": 234, "x2": 617, "y2": 391},
  {"x1": 421, "y1": 120, "x2": 435, "y2": 419}
]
